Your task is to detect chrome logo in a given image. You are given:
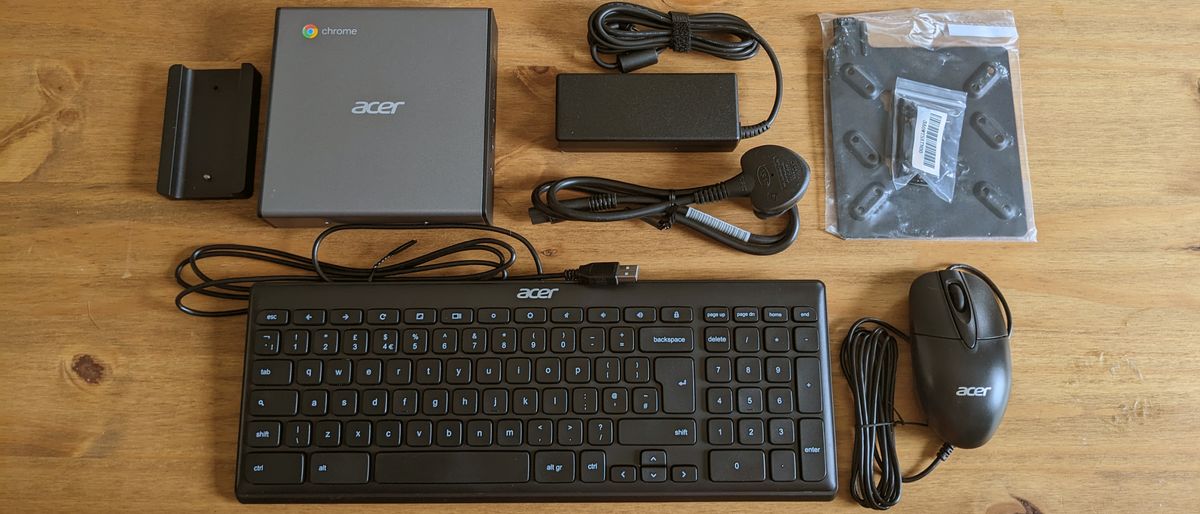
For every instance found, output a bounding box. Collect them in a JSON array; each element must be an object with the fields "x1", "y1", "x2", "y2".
[{"x1": 301, "y1": 24, "x2": 319, "y2": 39}]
